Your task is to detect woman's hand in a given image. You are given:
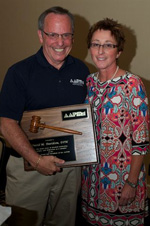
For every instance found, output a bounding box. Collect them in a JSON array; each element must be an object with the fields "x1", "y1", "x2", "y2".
[{"x1": 119, "y1": 182, "x2": 136, "y2": 206}]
